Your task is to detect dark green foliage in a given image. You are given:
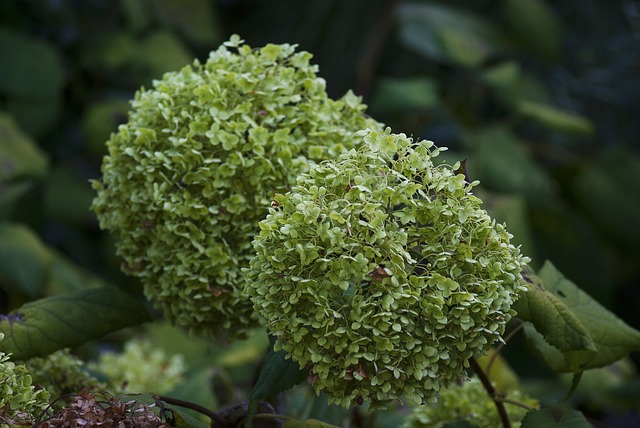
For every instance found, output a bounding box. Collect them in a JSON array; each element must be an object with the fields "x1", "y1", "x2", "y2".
[
  {"x1": 0, "y1": 1, "x2": 639, "y2": 426},
  {"x1": 0, "y1": 287, "x2": 151, "y2": 360}
]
